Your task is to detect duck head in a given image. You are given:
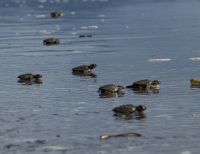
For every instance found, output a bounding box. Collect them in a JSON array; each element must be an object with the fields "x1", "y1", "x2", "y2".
[
  {"x1": 135, "y1": 105, "x2": 146, "y2": 113},
  {"x1": 88, "y1": 64, "x2": 97, "y2": 69},
  {"x1": 150, "y1": 80, "x2": 160, "y2": 89},
  {"x1": 117, "y1": 85, "x2": 125, "y2": 93}
]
